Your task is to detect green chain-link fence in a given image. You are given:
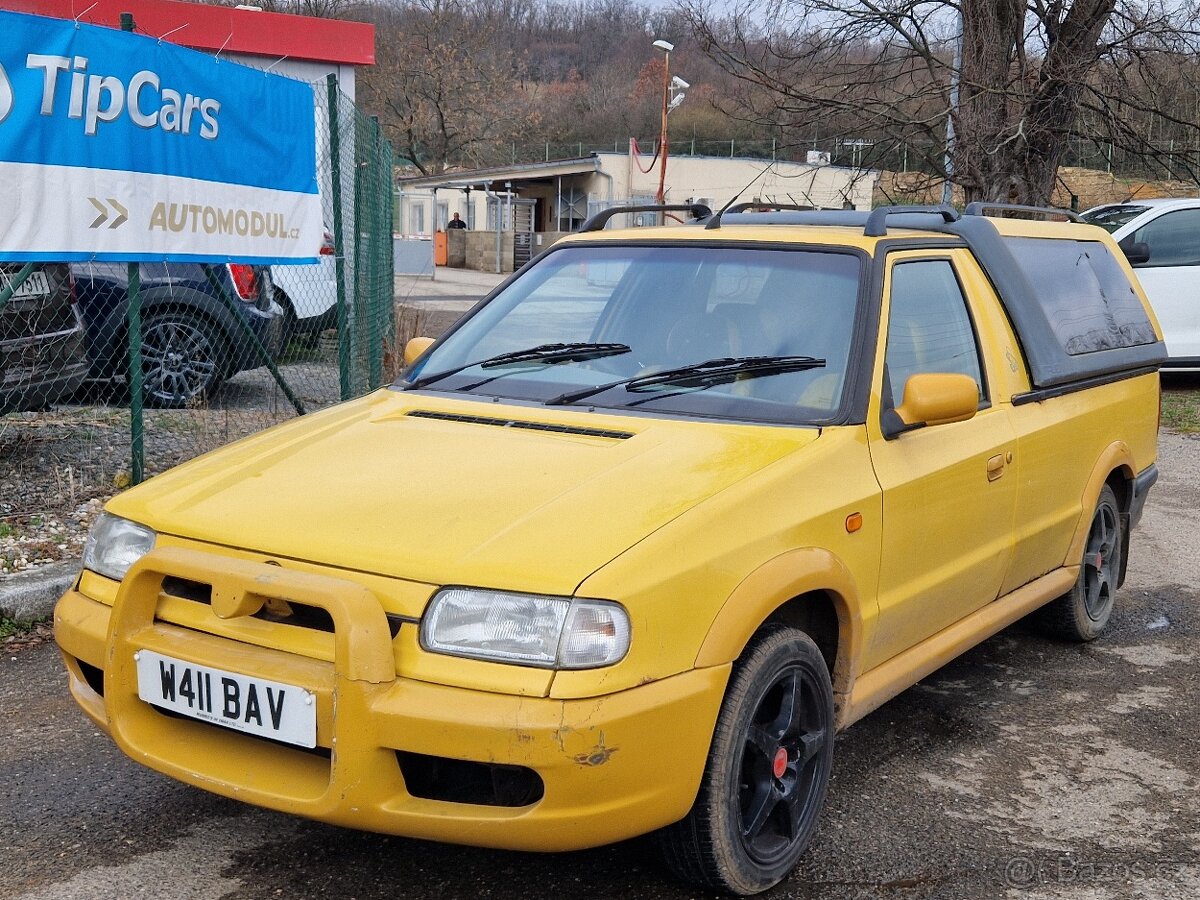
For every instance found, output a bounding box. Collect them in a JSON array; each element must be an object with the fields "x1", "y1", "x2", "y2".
[{"x1": 0, "y1": 76, "x2": 395, "y2": 576}]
